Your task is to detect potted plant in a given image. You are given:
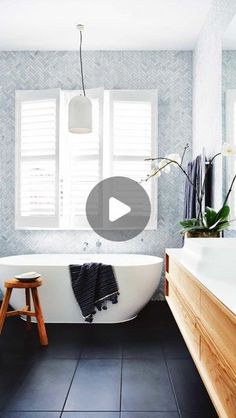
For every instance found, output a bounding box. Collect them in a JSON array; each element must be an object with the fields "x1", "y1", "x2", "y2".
[{"x1": 143, "y1": 143, "x2": 236, "y2": 237}]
